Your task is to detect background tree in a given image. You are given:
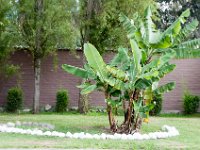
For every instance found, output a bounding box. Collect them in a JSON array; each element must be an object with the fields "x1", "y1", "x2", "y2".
[
  {"x1": 12, "y1": 0, "x2": 77, "y2": 113},
  {"x1": 0, "y1": 0, "x2": 19, "y2": 93}
]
